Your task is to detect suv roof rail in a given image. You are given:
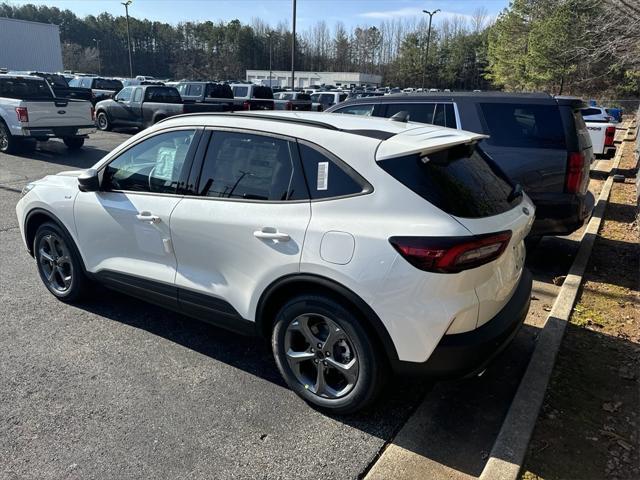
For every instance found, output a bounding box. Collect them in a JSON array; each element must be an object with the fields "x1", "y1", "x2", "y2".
[{"x1": 157, "y1": 112, "x2": 341, "y2": 131}]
